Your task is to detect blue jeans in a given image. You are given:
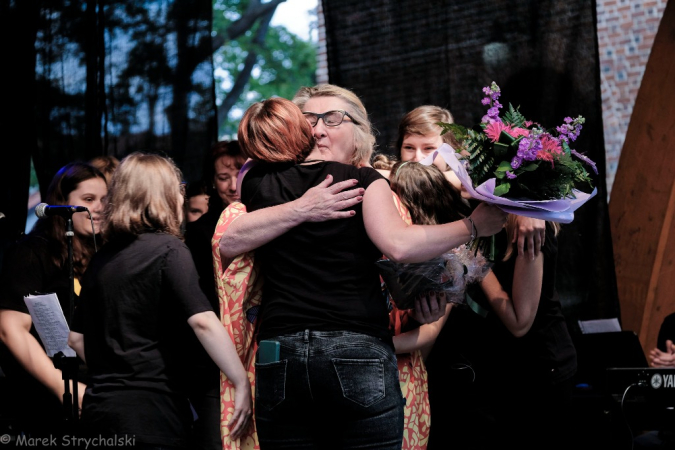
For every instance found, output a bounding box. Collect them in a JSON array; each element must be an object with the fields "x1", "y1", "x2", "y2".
[{"x1": 255, "y1": 330, "x2": 405, "y2": 450}]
